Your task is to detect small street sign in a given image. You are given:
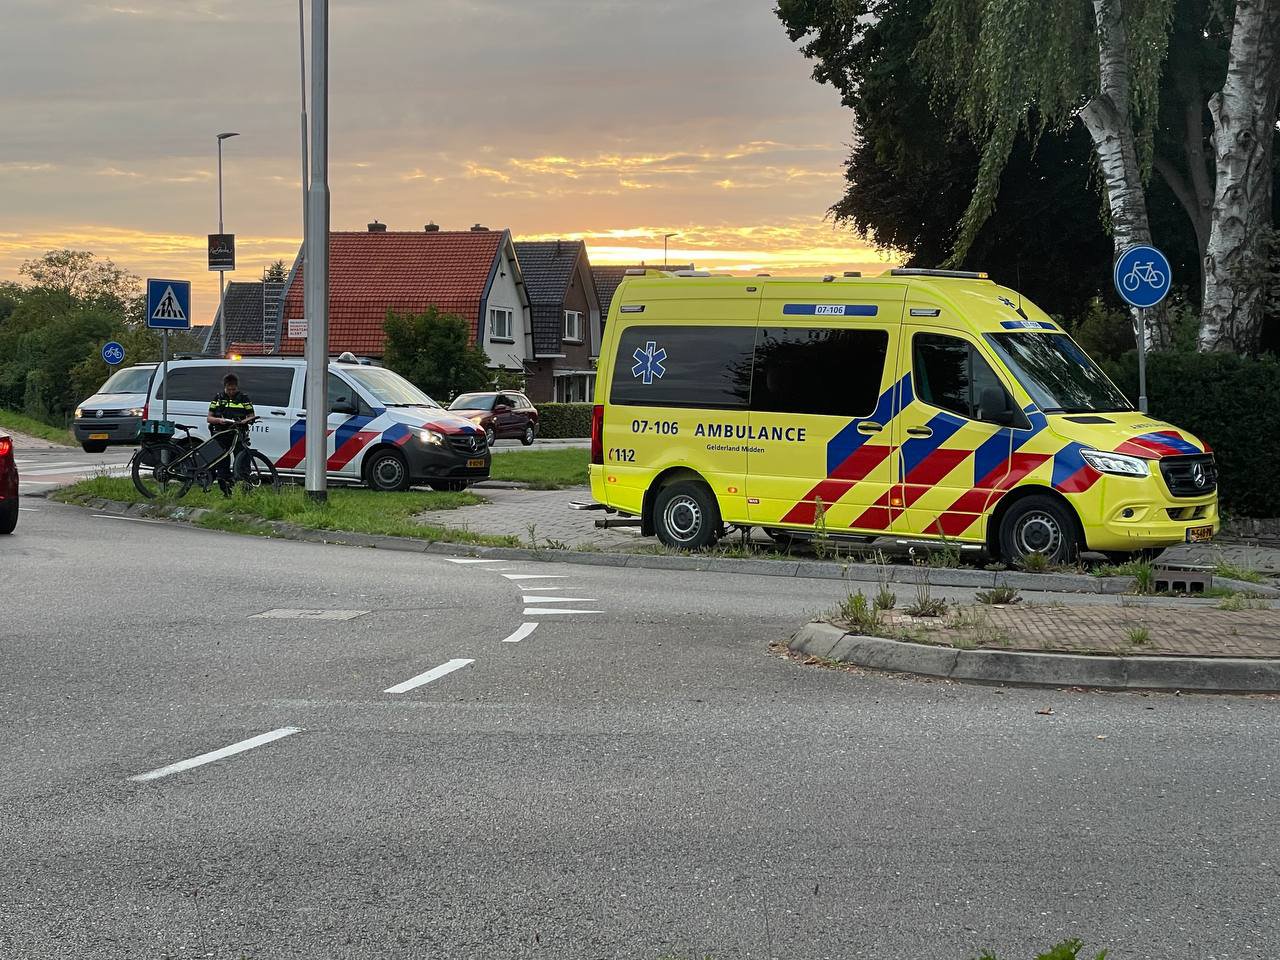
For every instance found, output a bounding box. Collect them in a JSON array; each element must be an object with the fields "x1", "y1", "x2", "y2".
[
  {"x1": 208, "y1": 233, "x2": 236, "y2": 272},
  {"x1": 146, "y1": 278, "x2": 191, "y2": 330},
  {"x1": 288, "y1": 316, "x2": 308, "y2": 339},
  {"x1": 101, "y1": 341, "x2": 125, "y2": 365},
  {"x1": 1114, "y1": 245, "x2": 1171, "y2": 309}
]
